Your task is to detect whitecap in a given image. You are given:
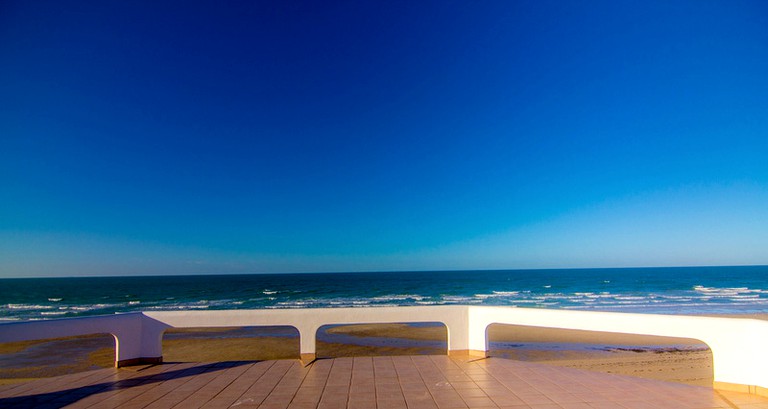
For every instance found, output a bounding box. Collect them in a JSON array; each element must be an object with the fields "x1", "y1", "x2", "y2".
[
  {"x1": 441, "y1": 296, "x2": 473, "y2": 302},
  {"x1": 7, "y1": 304, "x2": 54, "y2": 310},
  {"x1": 475, "y1": 291, "x2": 520, "y2": 299},
  {"x1": 371, "y1": 294, "x2": 425, "y2": 302}
]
